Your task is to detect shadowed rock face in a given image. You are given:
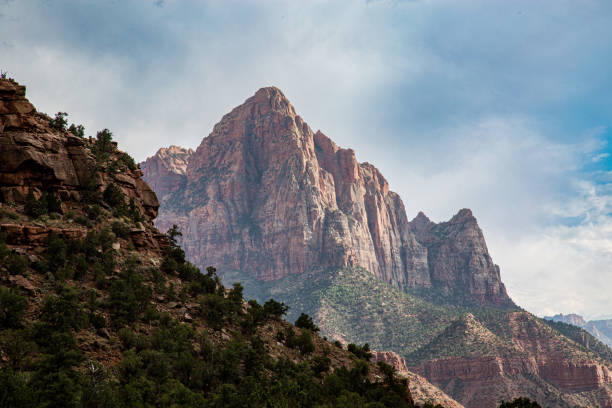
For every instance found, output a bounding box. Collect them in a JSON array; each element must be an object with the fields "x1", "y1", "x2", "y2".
[
  {"x1": 142, "y1": 86, "x2": 513, "y2": 307},
  {"x1": 0, "y1": 78, "x2": 159, "y2": 220}
]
